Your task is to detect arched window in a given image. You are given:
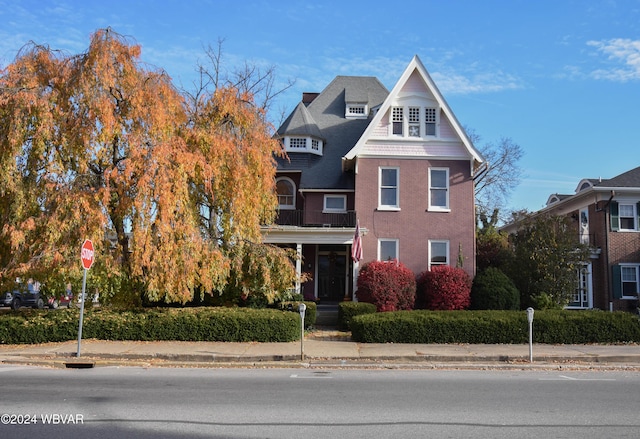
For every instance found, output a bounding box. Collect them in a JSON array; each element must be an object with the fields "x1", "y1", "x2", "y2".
[{"x1": 276, "y1": 177, "x2": 296, "y2": 209}]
